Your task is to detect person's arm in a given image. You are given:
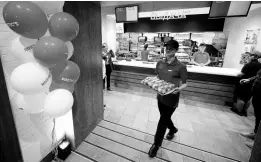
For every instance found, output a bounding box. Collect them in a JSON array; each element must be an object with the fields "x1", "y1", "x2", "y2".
[
  {"x1": 240, "y1": 76, "x2": 257, "y2": 84},
  {"x1": 110, "y1": 50, "x2": 115, "y2": 58},
  {"x1": 240, "y1": 69, "x2": 261, "y2": 84},
  {"x1": 173, "y1": 65, "x2": 188, "y2": 94}
]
